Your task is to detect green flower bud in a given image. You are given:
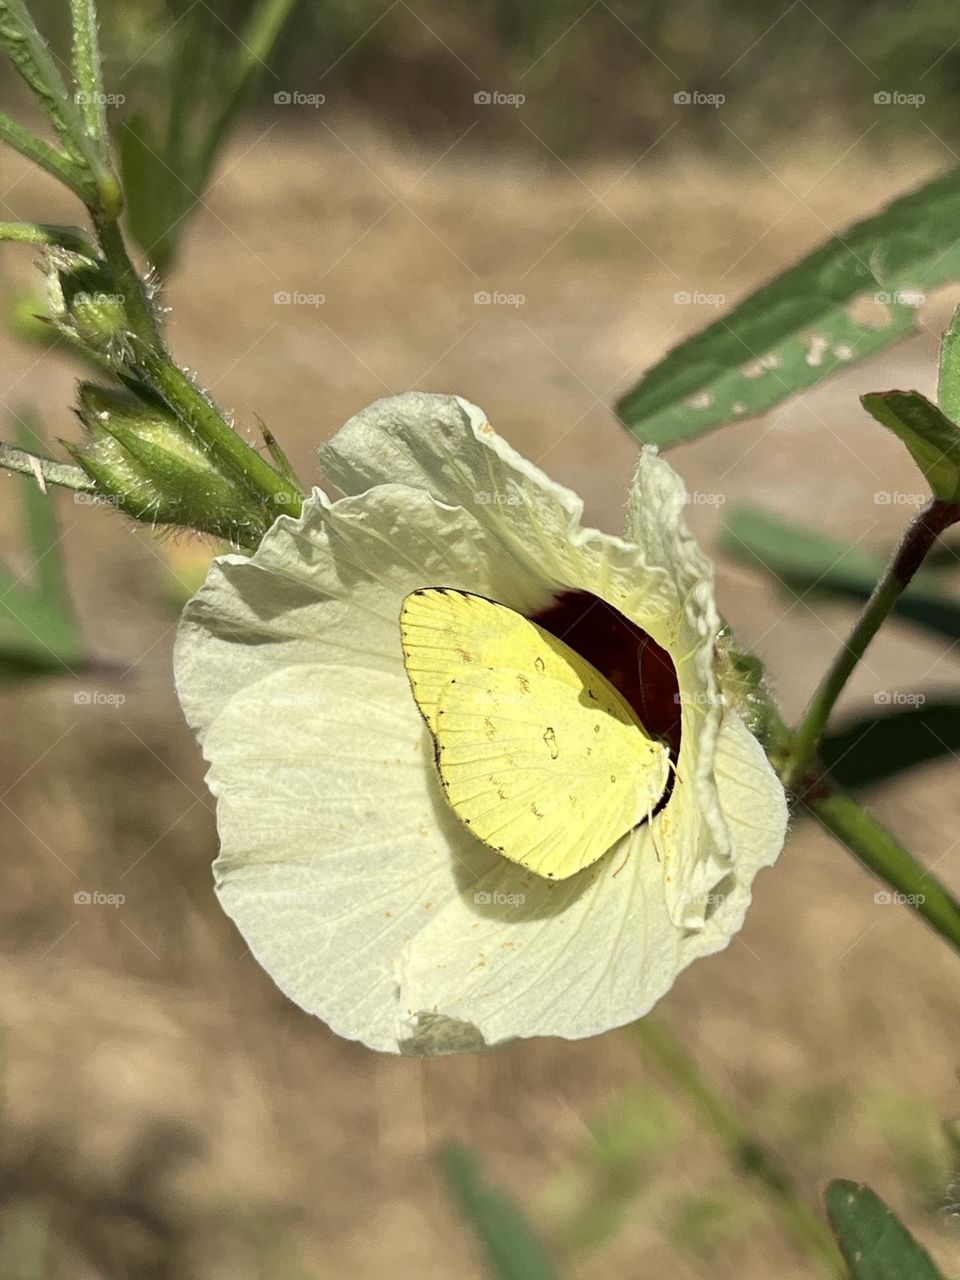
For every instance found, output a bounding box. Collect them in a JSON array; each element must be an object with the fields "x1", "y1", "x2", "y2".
[
  {"x1": 67, "y1": 383, "x2": 271, "y2": 545},
  {"x1": 44, "y1": 252, "x2": 131, "y2": 359}
]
